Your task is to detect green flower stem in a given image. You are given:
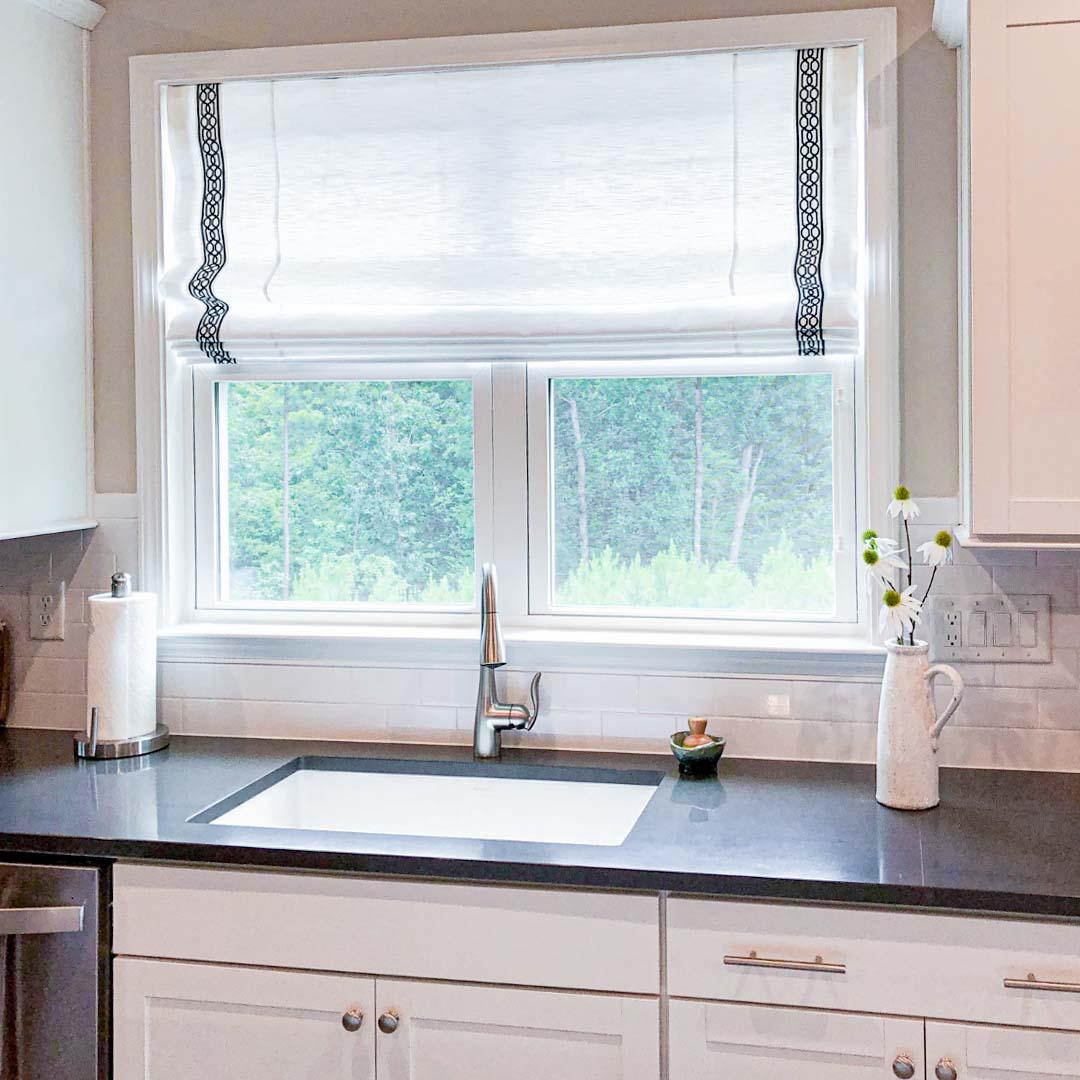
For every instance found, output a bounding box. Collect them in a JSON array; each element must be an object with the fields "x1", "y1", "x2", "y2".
[
  {"x1": 903, "y1": 517, "x2": 914, "y2": 645},
  {"x1": 921, "y1": 565, "x2": 938, "y2": 607}
]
